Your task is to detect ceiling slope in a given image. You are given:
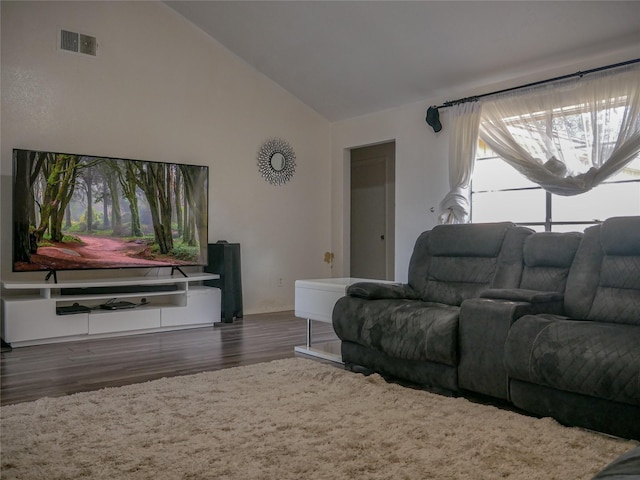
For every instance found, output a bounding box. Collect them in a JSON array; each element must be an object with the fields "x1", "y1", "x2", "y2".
[{"x1": 165, "y1": 1, "x2": 640, "y2": 121}]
